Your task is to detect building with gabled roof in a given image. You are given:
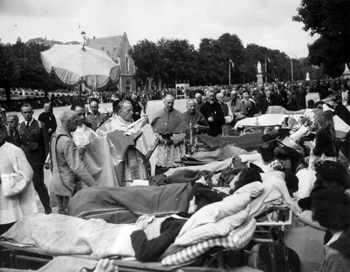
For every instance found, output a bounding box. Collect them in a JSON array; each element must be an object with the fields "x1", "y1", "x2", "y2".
[{"x1": 87, "y1": 33, "x2": 136, "y2": 93}]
